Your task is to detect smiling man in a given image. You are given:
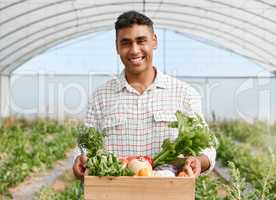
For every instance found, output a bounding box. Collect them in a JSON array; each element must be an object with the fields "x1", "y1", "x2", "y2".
[
  {"x1": 73, "y1": 10, "x2": 216, "y2": 179},
  {"x1": 115, "y1": 13, "x2": 157, "y2": 94}
]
